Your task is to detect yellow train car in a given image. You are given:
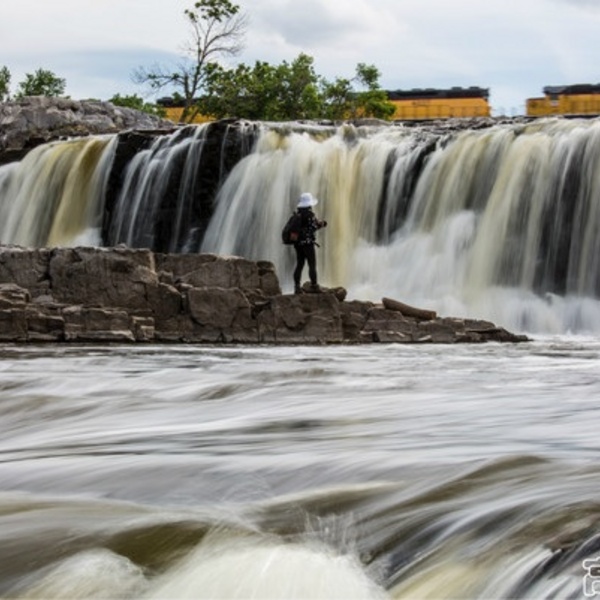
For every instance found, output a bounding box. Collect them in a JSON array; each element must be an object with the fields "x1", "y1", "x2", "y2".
[
  {"x1": 526, "y1": 84, "x2": 600, "y2": 117},
  {"x1": 157, "y1": 87, "x2": 492, "y2": 123},
  {"x1": 160, "y1": 106, "x2": 212, "y2": 124},
  {"x1": 156, "y1": 97, "x2": 213, "y2": 124},
  {"x1": 387, "y1": 87, "x2": 491, "y2": 120}
]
